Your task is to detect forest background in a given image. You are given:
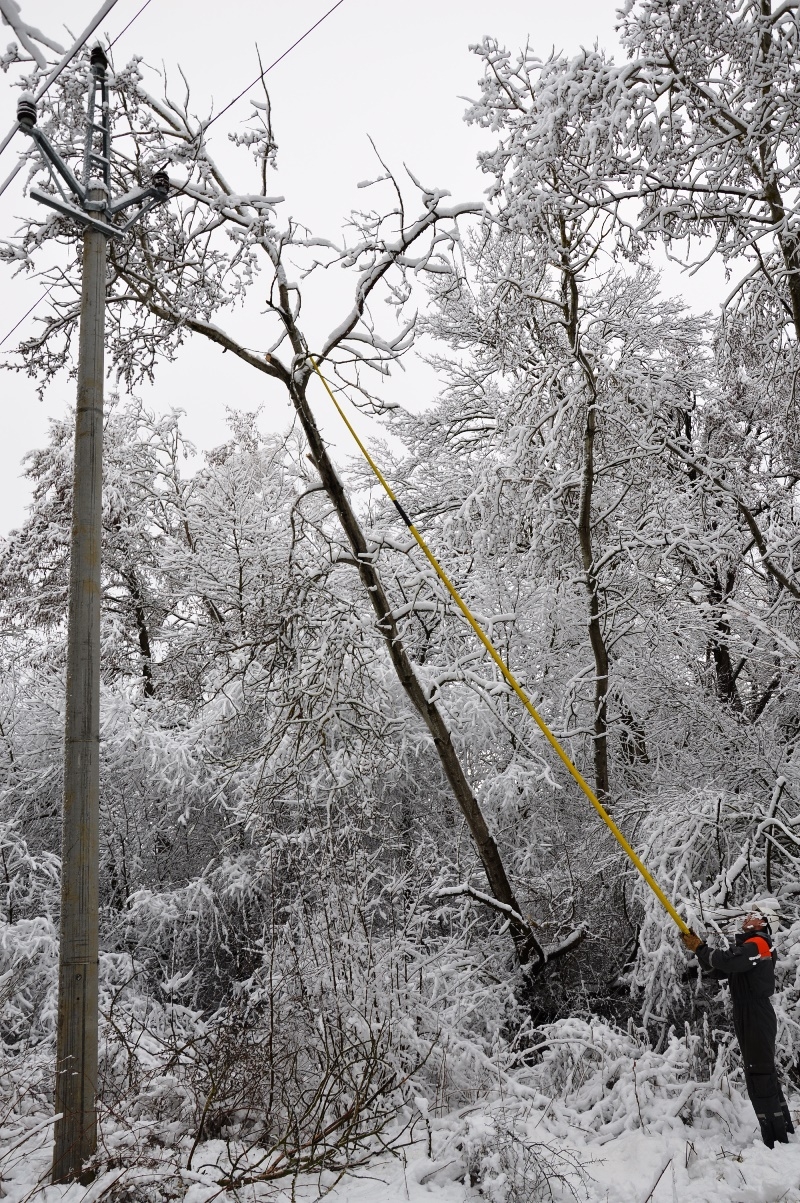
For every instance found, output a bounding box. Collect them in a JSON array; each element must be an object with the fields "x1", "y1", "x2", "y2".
[{"x1": 2, "y1": 1, "x2": 800, "y2": 1200}]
